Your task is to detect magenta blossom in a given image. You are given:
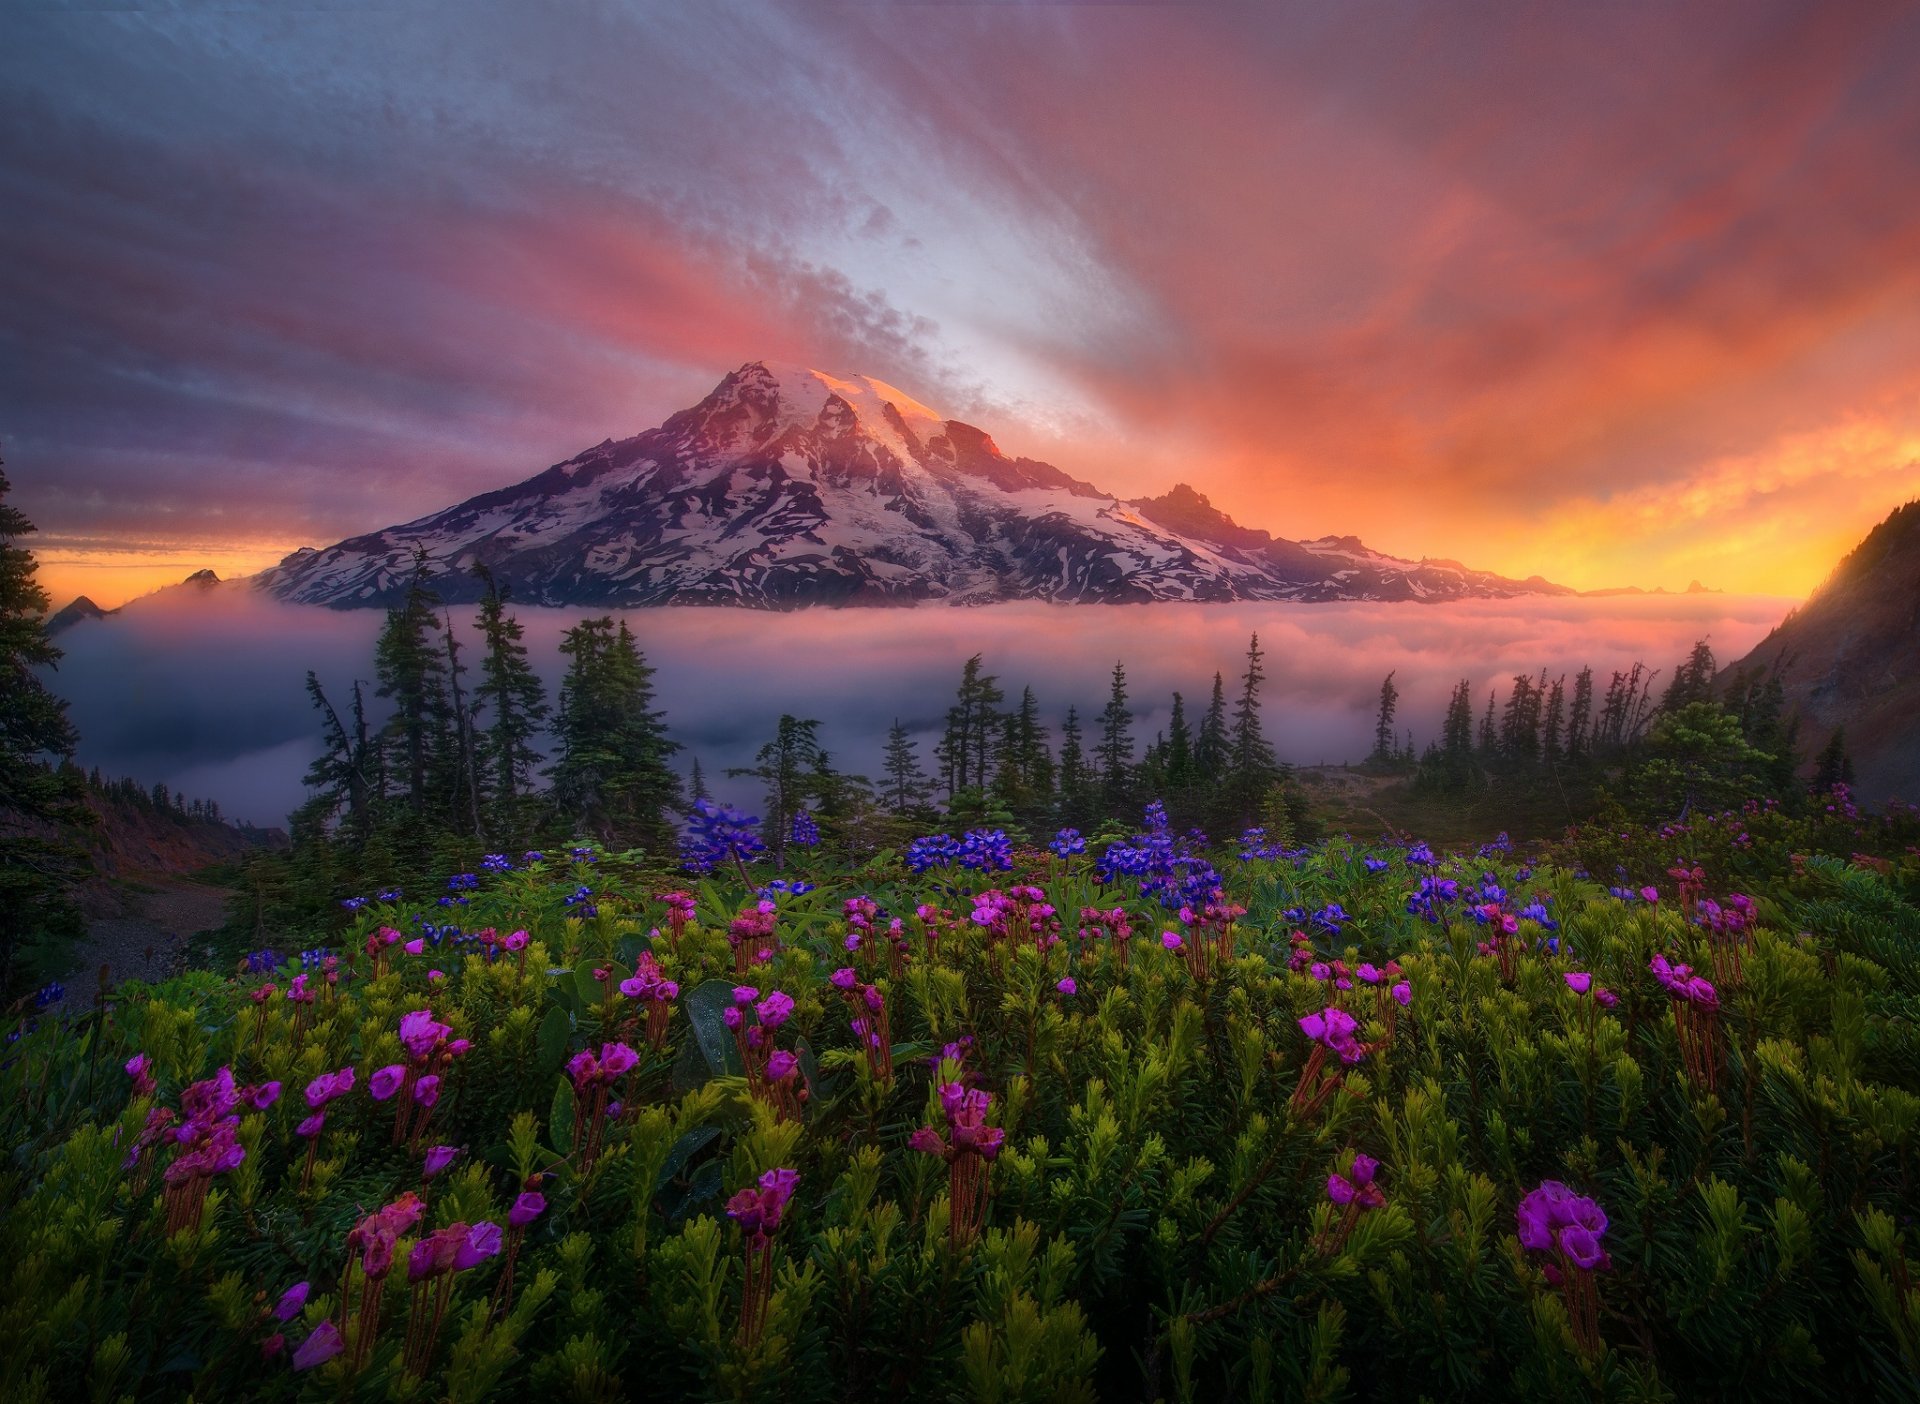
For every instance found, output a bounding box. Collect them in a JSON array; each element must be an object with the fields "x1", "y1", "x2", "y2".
[
  {"x1": 290, "y1": 1320, "x2": 344, "y2": 1371},
  {"x1": 422, "y1": 1145, "x2": 460, "y2": 1178},
  {"x1": 274, "y1": 1281, "x2": 309, "y2": 1321},
  {"x1": 1564, "y1": 972, "x2": 1592, "y2": 995},
  {"x1": 369, "y1": 1064, "x2": 406, "y2": 1101},
  {"x1": 509, "y1": 1191, "x2": 547, "y2": 1228},
  {"x1": 1056, "y1": 977, "x2": 1078, "y2": 996},
  {"x1": 1327, "y1": 1153, "x2": 1385, "y2": 1209}
]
